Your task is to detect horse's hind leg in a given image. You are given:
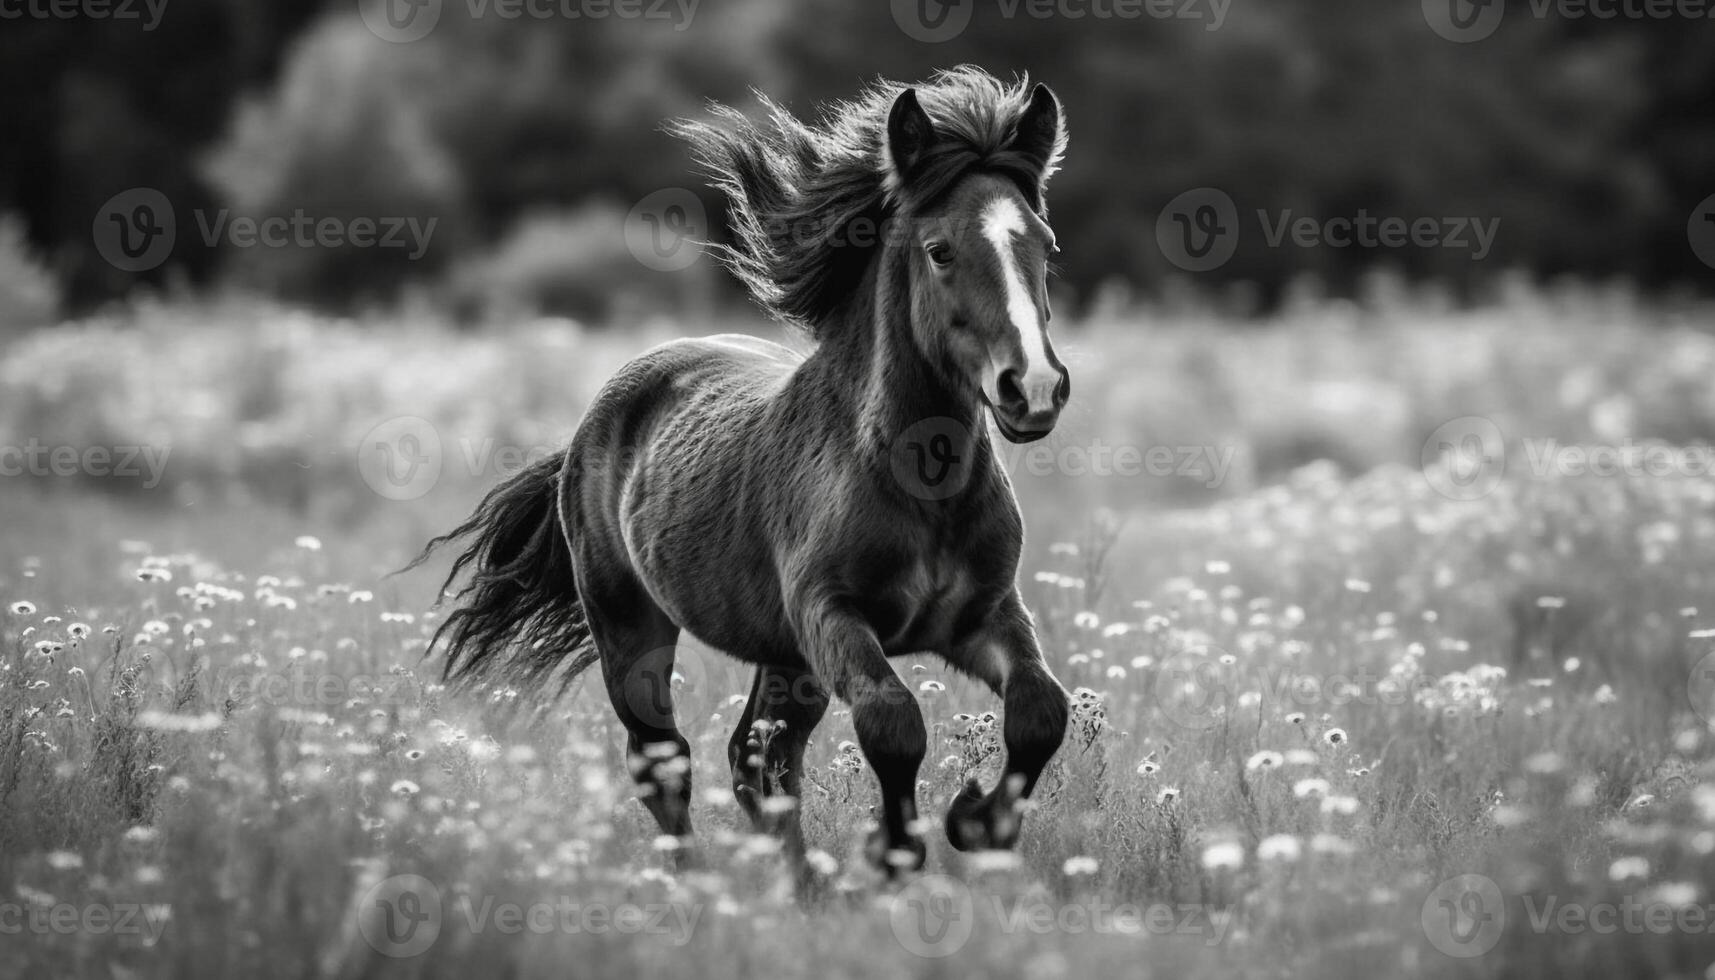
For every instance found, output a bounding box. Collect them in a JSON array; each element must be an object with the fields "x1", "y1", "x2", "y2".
[
  {"x1": 582, "y1": 577, "x2": 695, "y2": 846},
  {"x1": 728, "y1": 665, "x2": 829, "y2": 861},
  {"x1": 944, "y1": 592, "x2": 1070, "y2": 851}
]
